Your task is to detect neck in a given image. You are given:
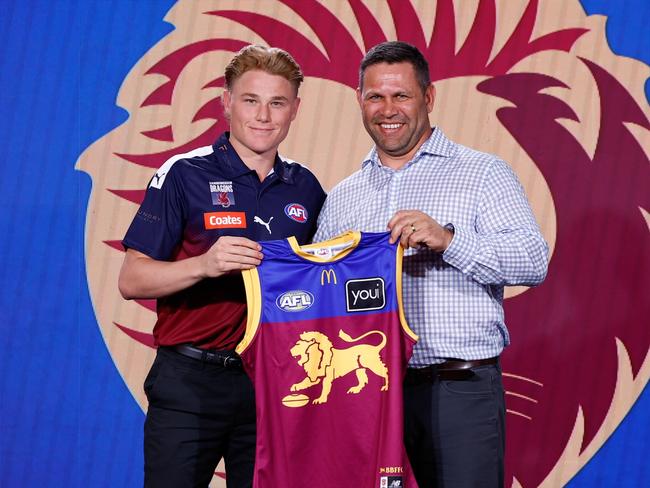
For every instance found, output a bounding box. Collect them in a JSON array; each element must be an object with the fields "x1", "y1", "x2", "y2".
[
  {"x1": 377, "y1": 127, "x2": 432, "y2": 170},
  {"x1": 378, "y1": 152, "x2": 412, "y2": 170},
  {"x1": 229, "y1": 138, "x2": 276, "y2": 181}
]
